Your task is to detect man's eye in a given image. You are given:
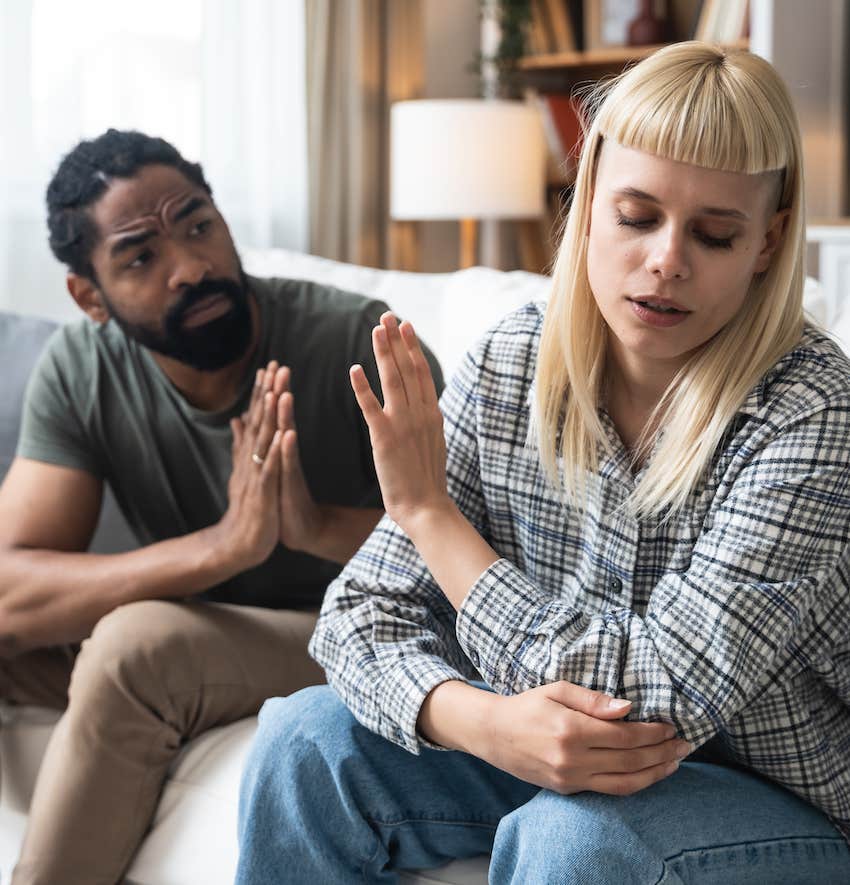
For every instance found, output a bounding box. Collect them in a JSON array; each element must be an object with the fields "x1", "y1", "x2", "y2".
[
  {"x1": 128, "y1": 249, "x2": 152, "y2": 269},
  {"x1": 190, "y1": 219, "x2": 212, "y2": 236}
]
